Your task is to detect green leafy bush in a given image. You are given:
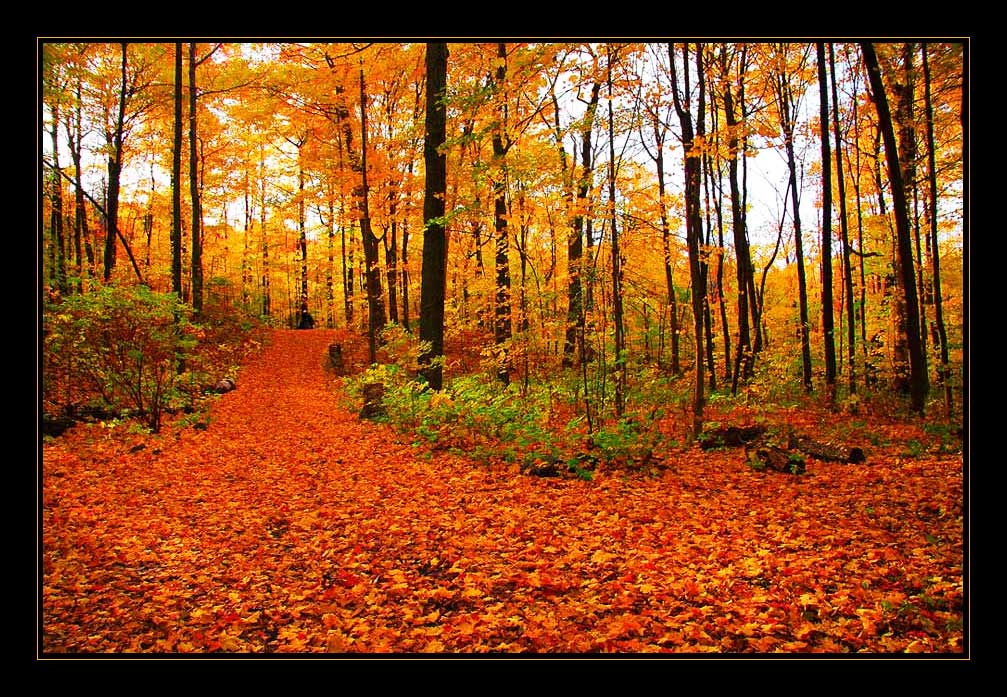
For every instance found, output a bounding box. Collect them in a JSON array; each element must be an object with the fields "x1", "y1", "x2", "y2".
[{"x1": 43, "y1": 285, "x2": 198, "y2": 432}]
